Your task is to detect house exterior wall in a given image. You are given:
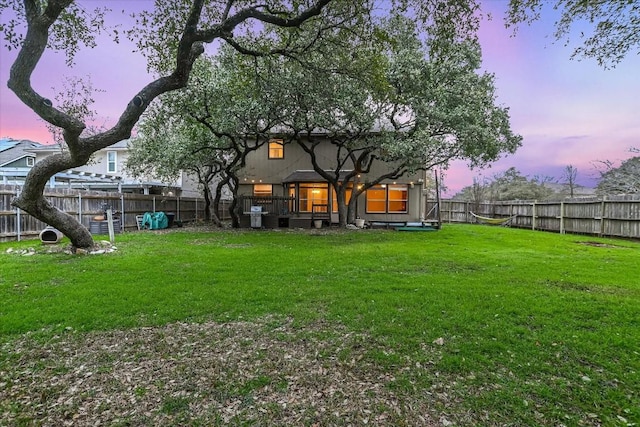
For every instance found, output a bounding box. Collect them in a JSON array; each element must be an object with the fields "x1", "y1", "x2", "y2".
[
  {"x1": 238, "y1": 137, "x2": 428, "y2": 224},
  {"x1": 2, "y1": 157, "x2": 32, "y2": 168},
  {"x1": 28, "y1": 141, "x2": 200, "y2": 197},
  {"x1": 0, "y1": 140, "x2": 40, "y2": 185}
]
